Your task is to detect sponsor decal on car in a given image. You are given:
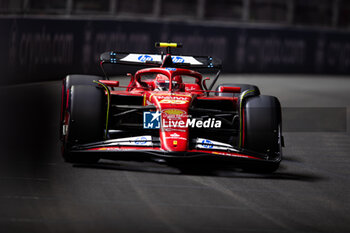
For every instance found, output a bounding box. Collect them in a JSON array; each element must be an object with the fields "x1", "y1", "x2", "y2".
[
  {"x1": 165, "y1": 136, "x2": 187, "y2": 140},
  {"x1": 165, "y1": 67, "x2": 177, "y2": 71},
  {"x1": 185, "y1": 86, "x2": 199, "y2": 91},
  {"x1": 164, "y1": 132, "x2": 187, "y2": 140},
  {"x1": 159, "y1": 99, "x2": 188, "y2": 104},
  {"x1": 90, "y1": 136, "x2": 154, "y2": 147},
  {"x1": 134, "y1": 136, "x2": 148, "y2": 145},
  {"x1": 138, "y1": 55, "x2": 153, "y2": 62},
  {"x1": 156, "y1": 95, "x2": 191, "y2": 105},
  {"x1": 149, "y1": 93, "x2": 192, "y2": 101},
  {"x1": 120, "y1": 54, "x2": 203, "y2": 65},
  {"x1": 172, "y1": 56, "x2": 185, "y2": 63},
  {"x1": 201, "y1": 139, "x2": 214, "y2": 149},
  {"x1": 162, "y1": 109, "x2": 187, "y2": 119},
  {"x1": 163, "y1": 109, "x2": 185, "y2": 115},
  {"x1": 195, "y1": 138, "x2": 236, "y2": 151}
]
